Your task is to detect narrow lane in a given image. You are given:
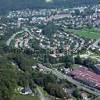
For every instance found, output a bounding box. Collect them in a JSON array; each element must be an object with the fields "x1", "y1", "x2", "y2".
[{"x1": 37, "y1": 87, "x2": 46, "y2": 100}]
